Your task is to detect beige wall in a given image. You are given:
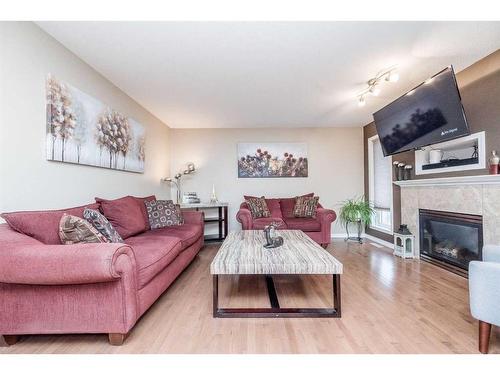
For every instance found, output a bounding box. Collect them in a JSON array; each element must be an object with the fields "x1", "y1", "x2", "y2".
[
  {"x1": 170, "y1": 127, "x2": 364, "y2": 234},
  {"x1": 0, "y1": 22, "x2": 171, "y2": 215}
]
